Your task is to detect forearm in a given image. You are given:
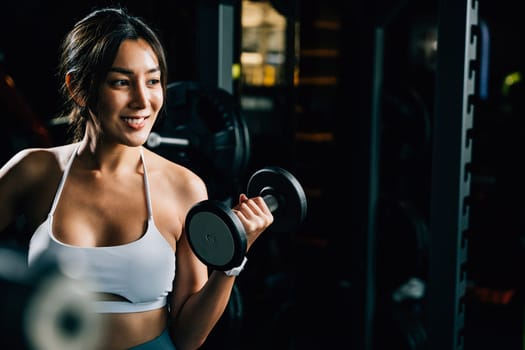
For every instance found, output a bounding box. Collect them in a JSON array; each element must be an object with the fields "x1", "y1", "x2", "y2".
[{"x1": 170, "y1": 271, "x2": 237, "y2": 350}]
